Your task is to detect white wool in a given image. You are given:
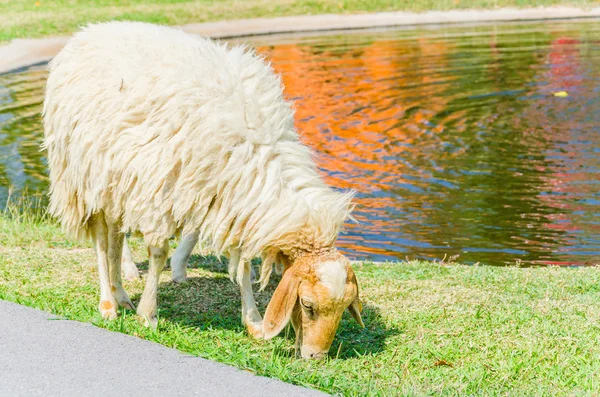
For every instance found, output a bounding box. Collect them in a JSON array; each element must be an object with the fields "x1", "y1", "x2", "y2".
[
  {"x1": 316, "y1": 260, "x2": 347, "y2": 300},
  {"x1": 42, "y1": 21, "x2": 354, "y2": 285}
]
